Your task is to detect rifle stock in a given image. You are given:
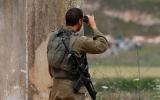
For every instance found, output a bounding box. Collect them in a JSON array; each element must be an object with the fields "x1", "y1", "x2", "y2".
[{"x1": 73, "y1": 74, "x2": 97, "y2": 100}]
